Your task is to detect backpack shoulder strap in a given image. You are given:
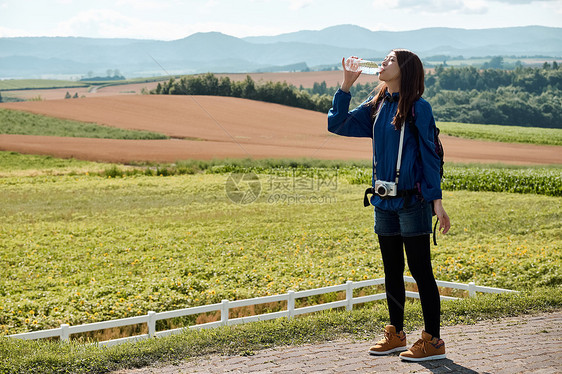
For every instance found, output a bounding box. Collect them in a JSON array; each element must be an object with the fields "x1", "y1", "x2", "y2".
[{"x1": 407, "y1": 106, "x2": 418, "y2": 140}]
